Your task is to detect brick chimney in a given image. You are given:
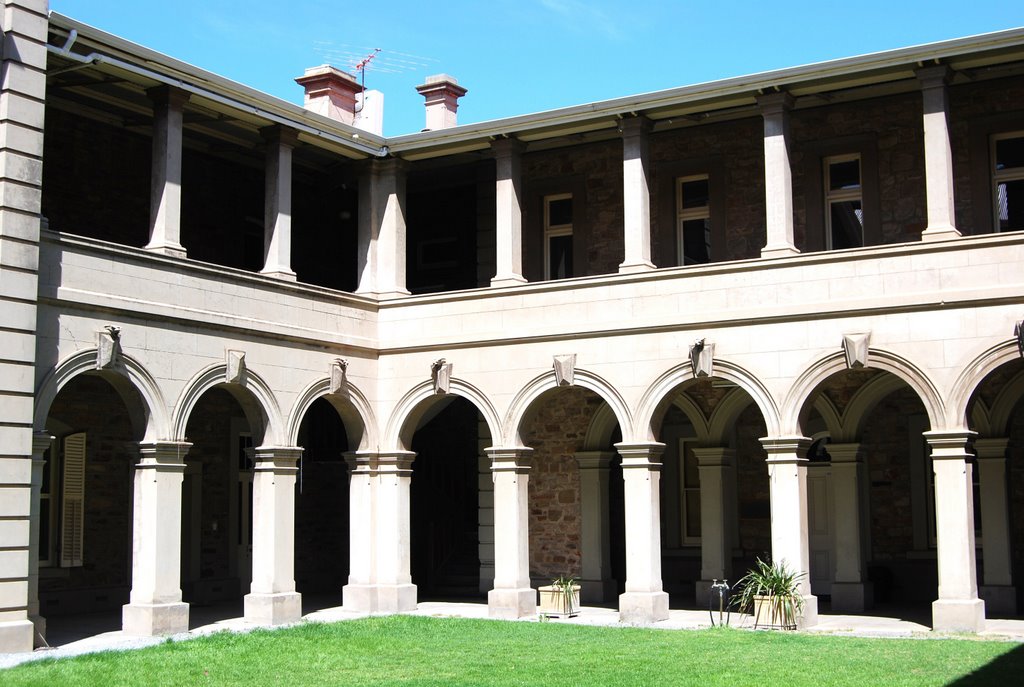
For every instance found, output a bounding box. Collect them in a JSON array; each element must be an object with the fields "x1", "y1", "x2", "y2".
[
  {"x1": 415, "y1": 74, "x2": 467, "y2": 131},
  {"x1": 295, "y1": 65, "x2": 364, "y2": 126}
]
